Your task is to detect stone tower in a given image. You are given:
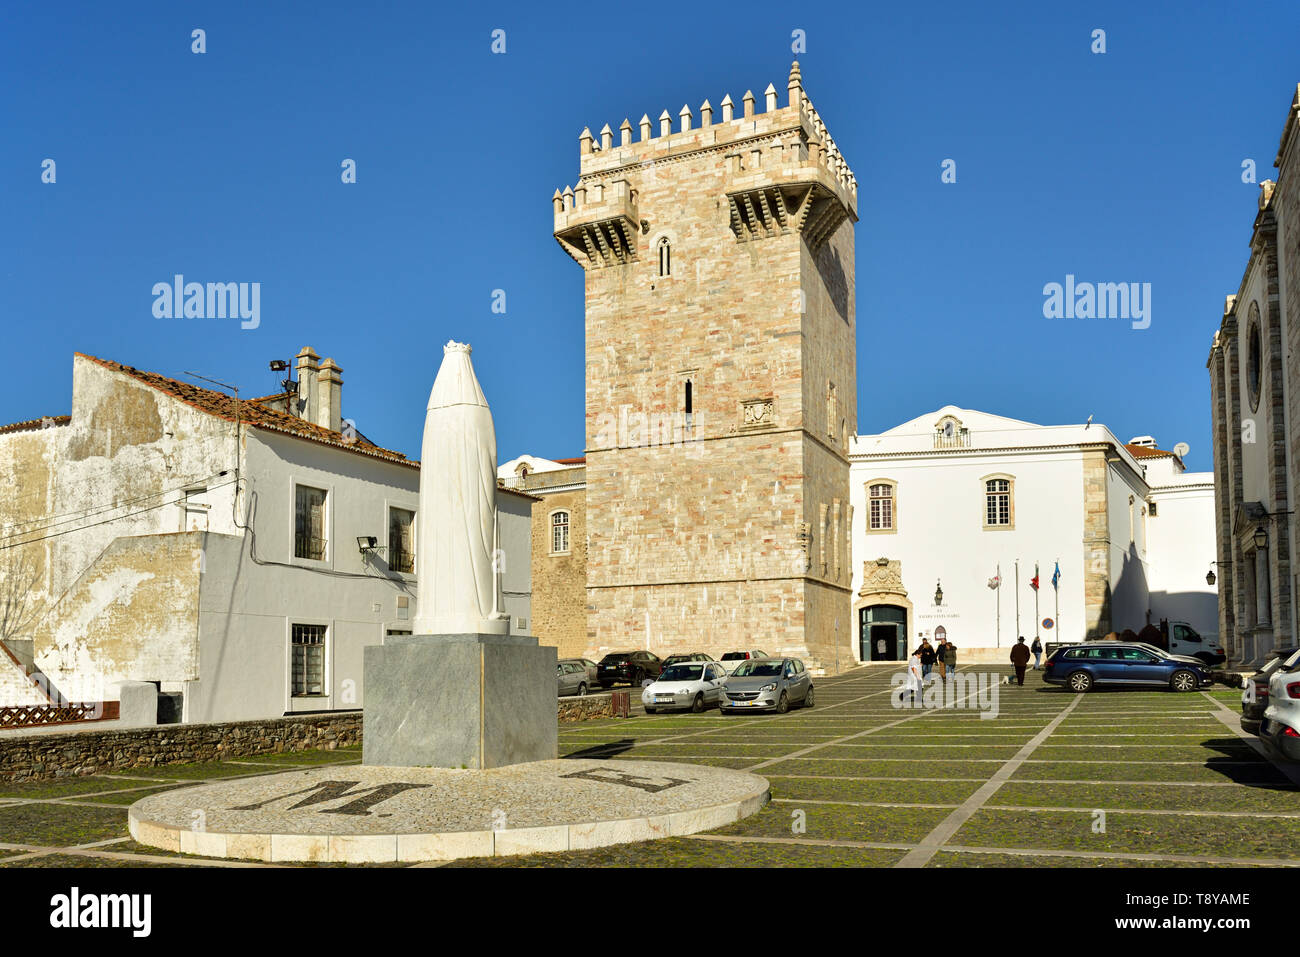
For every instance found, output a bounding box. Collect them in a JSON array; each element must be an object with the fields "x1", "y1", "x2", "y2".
[{"x1": 552, "y1": 62, "x2": 858, "y2": 672}]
